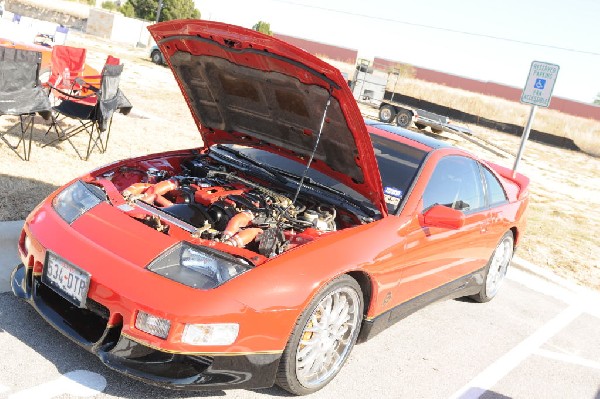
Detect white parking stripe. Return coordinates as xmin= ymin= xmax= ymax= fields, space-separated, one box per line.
xmin=8 ymin=370 xmax=106 ymax=399
xmin=508 ymin=266 xmax=600 ymax=319
xmin=0 ymin=384 xmax=9 ymax=394
xmin=535 ymin=348 xmax=600 ymax=370
xmin=447 ymin=305 xmax=581 ymax=399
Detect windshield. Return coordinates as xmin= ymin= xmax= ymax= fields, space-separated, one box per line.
xmin=369 ymin=134 xmax=427 ymax=213
xmin=210 ymin=144 xmax=370 ymax=204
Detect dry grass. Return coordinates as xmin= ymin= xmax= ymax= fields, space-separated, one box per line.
xmin=1 ymin=31 xmax=598 ymax=291
xmin=10 ymin=0 xmax=91 ymax=18
xmin=320 ymin=57 xmax=600 ymax=157
xmin=389 ymin=78 xmax=600 ymax=157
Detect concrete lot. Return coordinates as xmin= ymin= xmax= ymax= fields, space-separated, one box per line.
xmin=0 ymin=221 xmax=598 ymax=399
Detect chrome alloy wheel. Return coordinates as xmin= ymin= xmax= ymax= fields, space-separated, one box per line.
xmin=485 ymin=235 xmax=513 ymax=297
xmin=295 ymin=286 xmax=361 ymax=388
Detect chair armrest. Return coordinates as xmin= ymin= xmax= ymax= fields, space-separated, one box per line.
xmin=47 ymin=82 xmax=97 ymax=100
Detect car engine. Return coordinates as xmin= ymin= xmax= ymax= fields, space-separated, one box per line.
xmin=92 ymin=152 xmax=366 ymax=261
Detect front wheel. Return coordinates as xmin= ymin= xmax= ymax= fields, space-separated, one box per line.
xmin=151 ymin=50 xmax=162 ymax=65
xmin=471 ymin=232 xmax=514 ymax=302
xmin=378 ymin=105 xmax=396 ymax=123
xmin=276 ymin=275 xmax=363 ymax=395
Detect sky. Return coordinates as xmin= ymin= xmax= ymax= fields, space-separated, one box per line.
xmin=195 ymin=0 xmax=600 ymax=104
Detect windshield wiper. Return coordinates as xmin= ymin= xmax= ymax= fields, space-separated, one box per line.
xmin=276 ymin=169 xmax=378 ymax=217
xmin=211 ymin=145 xmax=288 ymax=183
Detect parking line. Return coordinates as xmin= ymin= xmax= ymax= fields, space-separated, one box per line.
xmin=0 ymin=384 xmax=9 ymax=394
xmin=535 ymin=348 xmax=600 ymax=370
xmin=447 ymin=305 xmax=581 ymax=399
xmin=8 ymin=370 xmax=106 ymax=399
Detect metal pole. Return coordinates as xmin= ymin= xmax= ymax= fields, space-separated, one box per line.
xmin=390 ymin=68 xmax=399 ymax=103
xmin=358 ymin=59 xmax=369 ymax=101
xmin=512 ymin=104 xmax=537 ymax=177
xmin=156 ymin=0 xmax=164 ymax=23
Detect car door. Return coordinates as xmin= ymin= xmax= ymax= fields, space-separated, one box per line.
xmin=391 ymin=155 xmax=491 ymax=304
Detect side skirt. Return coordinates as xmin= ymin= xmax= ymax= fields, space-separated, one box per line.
xmin=357 ymin=269 xmax=484 ymax=343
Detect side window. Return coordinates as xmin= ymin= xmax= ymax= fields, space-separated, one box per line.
xmin=422 ymin=156 xmax=485 ymax=212
xmin=482 ymin=166 xmax=508 ymax=206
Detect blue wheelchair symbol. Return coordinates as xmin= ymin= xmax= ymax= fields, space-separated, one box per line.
xmin=534 ymin=78 xmax=546 ymax=90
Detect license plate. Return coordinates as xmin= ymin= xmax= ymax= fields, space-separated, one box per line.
xmin=42 ymin=253 xmax=90 ymax=307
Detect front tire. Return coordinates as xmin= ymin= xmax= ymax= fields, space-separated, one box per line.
xmin=276 ymin=275 xmax=363 ymax=395
xmin=151 ymin=50 xmax=162 ymax=65
xmin=471 ymin=232 xmax=514 ymax=303
xmin=379 ymin=105 xmax=396 ymax=123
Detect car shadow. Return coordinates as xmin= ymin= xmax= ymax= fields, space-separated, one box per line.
xmin=0 ymin=291 xmax=293 ymax=398
xmin=0 ymin=292 xmax=226 ymax=398
xmin=0 ymin=174 xmax=59 ymax=221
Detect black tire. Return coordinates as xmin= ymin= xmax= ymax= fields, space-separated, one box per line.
xmin=395 ymin=109 xmax=412 ymax=128
xmin=471 ymin=231 xmax=514 ymax=303
xmin=378 ymin=105 xmax=396 ymax=123
xmin=151 ymin=50 xmax=162 ymax=65
xmin=431 ymin=127 xmax=443 ymax=134
xmin=276 ymin=275 xmax=364 ymax=395
xmin=415 ymin=123 xmax=427 ymax=130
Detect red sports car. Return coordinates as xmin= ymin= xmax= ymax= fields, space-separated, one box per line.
xmin=11 ymin=20 xmax=529 ymax=395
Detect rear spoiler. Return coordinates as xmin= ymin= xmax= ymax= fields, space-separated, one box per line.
xmin=488 ymin=162 xmax=530 ymax=201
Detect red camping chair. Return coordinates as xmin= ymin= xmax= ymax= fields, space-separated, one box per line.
xmin=43 ymin=57 xmax=132 ymax=160
xmin=46 ymin=45 xmax=87 ymax=96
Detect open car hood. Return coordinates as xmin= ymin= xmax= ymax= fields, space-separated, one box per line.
xmin=148 ymin=20 xmax=386 ymax=214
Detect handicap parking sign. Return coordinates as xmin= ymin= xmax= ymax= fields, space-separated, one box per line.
xmin=534 ymin=78 xmax=546 ymax=90
xmin=521 ymin=61 xmax=559 ymax=107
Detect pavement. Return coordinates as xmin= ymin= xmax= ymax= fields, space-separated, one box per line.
xmin=0 ymin=220 xmax=599 ymax=399
xmin=0 ymin=220 xmax=23 ymax=294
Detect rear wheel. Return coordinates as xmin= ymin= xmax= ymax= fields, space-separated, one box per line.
xmin=471 ymin=232 xmax=514 ymax=302
xmin=276 ymin=275 xmax=363 ymax=395
xmin=378 ymin=105 xmax=396 ymax=123
xmin=395 ymin=109 xmax=412 ymax=128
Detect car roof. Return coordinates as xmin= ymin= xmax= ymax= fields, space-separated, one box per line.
xmin=364 ymin=119 xmax=452 ymax=151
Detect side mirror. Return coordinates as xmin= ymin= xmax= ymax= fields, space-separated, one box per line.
xmin=422 ymin=205 xmax=465 ymax=229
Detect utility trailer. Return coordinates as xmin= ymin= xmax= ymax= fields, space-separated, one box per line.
xmin=349 ymin=59 xmax=471 ymax=134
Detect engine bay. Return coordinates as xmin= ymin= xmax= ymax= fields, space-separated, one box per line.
xmin=90 ymin=150 xmax=371 ymax=263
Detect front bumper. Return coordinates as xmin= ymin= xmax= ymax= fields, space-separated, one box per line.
xmin=11 ymin=263 xmax=281 ymax=390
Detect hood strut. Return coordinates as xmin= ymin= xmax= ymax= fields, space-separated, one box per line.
xmin=277 ymin=92 xmax=332 ymax=227
xmin=291 ymin=93 xmax=332 ymax=205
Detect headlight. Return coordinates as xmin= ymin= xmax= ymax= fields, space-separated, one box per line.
xmin=148 ymin=242 xmax=251 ymax=289
xmin=182 ymin=323 xmax=239 ymax=346
xmin=52 ymin=181 xmax=105 ymax=224
xmin=135 ymin=311 xmax=171 ymax=339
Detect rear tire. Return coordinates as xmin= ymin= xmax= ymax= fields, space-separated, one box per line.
xmin=395 ymin=109 xmax=412 ymax=128
xmin=379 ymin=105 xmax=396 ymax=123
xmin=276 ymin=275 xmax=363 ymax=395
xmin=471 ymin=232 xmax=514 ymax=303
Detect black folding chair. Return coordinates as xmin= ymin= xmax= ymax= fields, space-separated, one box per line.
xmin=44 ymin=63 xmax=132 ymax=160
xmin=0 ymin=47 xmax=52 ymax=161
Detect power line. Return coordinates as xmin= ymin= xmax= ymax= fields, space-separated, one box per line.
xmin=270 ymin=0 xmax=600 ymax=57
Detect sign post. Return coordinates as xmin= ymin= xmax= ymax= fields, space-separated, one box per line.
xmin=514 ymin=61 xmax=560 ymax=176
